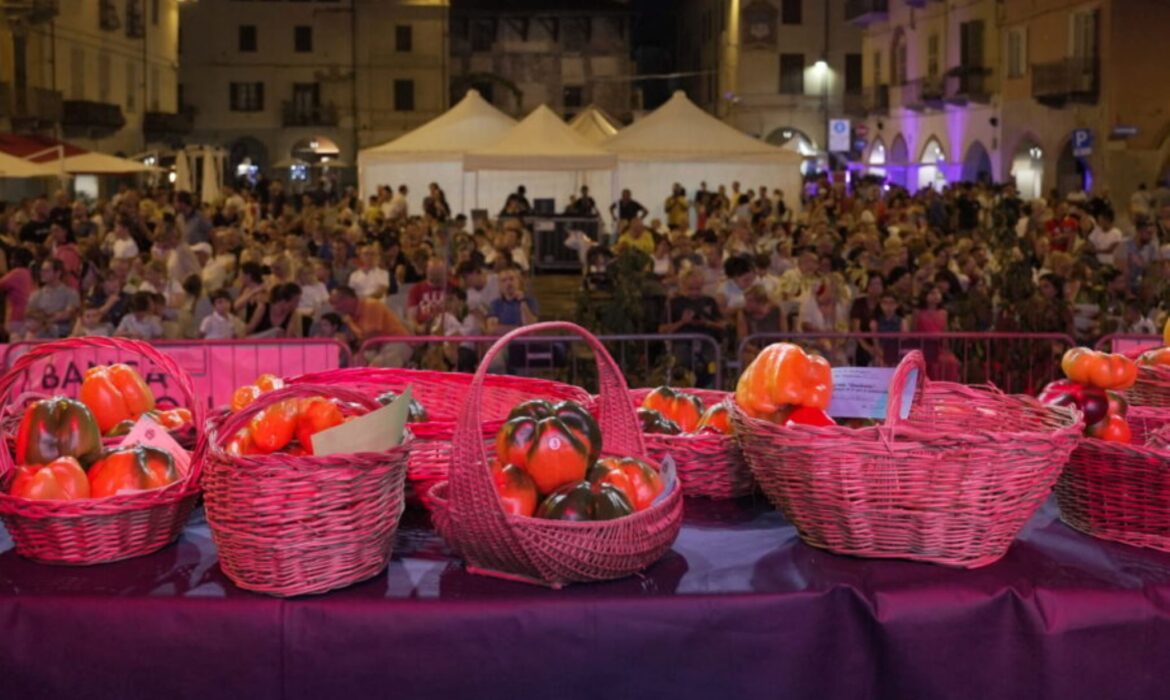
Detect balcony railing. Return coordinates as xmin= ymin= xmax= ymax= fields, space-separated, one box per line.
xmin=864 ymin=84 xmax=890 ymax=116
xmin=144 ymin=107 xmax=195 ymax=137
xmin=945 ymin=67 xmax=992 ymax=105
xmin=843 ymin=92 xmax=867 ymax=117
xmin=845 ymin=0 xmax=889 ymax=26
xmin=281 ymin=101 xmax=339 ymax=127
xmin=62 ymin=100 xmax=126 ymax=134
xmin=0 ymin=83 xmax=64 ymax=131
xmin=1032 ymin=57 xmax=1099 ymax=107
xmin=900 ymin=77 xmax=945 ymax=111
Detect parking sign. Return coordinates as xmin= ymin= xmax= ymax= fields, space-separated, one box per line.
xmin=1072 ymin=129 xmax=1093 ymax=157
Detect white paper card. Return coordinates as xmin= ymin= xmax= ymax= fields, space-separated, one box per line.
xmin=826 ymin=367 xmax=918 ymax=420
xmin=652 ymin=454 xmax=678 ymax=506
xmin=118 ymin=416 xmax=192 ymax=476
xmin=311 ymin=385 xmax=410 ymax=456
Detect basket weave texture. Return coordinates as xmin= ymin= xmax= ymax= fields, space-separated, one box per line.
xmin=203 ymin=383 xmax=410 ymax=596
xmin=0 ymin=337 xmax=205 ymax=565
xmin=731 ymin=351 xmax=1082 ymax=568
xmin=287 ymin=368 xmax=590 ymax=506
xmin=1056 ymin=407 xmax=1170 ymax=552
xmin=1127 ymin=363 xmax=1170 ymax=408
xmin=626 ymin=388 xmax=753 ymax=499
xmin=429 ymin=321 xmax=683 ymax=587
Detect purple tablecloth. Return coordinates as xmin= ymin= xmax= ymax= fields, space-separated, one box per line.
xmin=3 ymin=497 xmax=1170 ymax=700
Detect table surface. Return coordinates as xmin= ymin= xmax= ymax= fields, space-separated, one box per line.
xmin=3 ymin=497 xmax=1170 ymax=700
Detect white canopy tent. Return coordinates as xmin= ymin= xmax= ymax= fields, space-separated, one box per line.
xmin=0 ymin=152 xmax=59 ymax=178
xmin=602 ymin=91 xmax=803 ymax=221
xmin=34 ymin=150 xmax=160 ymax=175
xmin=568 ymin=106 xmax=620 ymax=144
xmin=464 ymin=105 xmax=617 ymax=214
xmin=357 ymin=89 xmax=516 ymax=213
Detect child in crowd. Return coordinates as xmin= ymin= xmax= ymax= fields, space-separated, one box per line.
xmin=313 ymin=312 xmax=351 ymax=346
xmin=114 ymin=291 xmax=163 ymax=340
xmin=200 ymin=290 xmax=240 ymax=340
xmin=870 ymin=291 xmax=908 ymax=367
xmin=71 ymin=303 xmax=114 ymax=338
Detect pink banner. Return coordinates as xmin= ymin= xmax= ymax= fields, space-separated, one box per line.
xmin=4 ymin=340 xmax=348 ymax=410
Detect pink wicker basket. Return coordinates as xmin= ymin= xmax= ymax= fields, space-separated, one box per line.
xmin=203 ymin=383 xmax=410 ymax=596
xmin=286 ymin=367 xmax=590 ymax=508
xmin=1127 ymin=363 xmax=1170 ymax=408
xmin=0 ymin=337 xmax=205 ymax=565
xmin=429 ymin=321 xmax=684 ymax=587
xmin=1056 ymin=407 xmax=1170 ymax=552
xmin=626 ymin=388 xmax=753 ymax=499
xmin=731 ymin=351 xmax=1083 ymax=568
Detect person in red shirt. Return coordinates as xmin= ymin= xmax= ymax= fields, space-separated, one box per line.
xmin=1044 ymin=202 xmax=1080 ymax=252
xmin=406 ymin=257 xmax=457 ymax=331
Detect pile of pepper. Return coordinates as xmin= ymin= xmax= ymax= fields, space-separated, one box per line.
xmin=492 ymin=399 xmax=665 ymax=521
xmin=8 ymin=364 xmax=185 ymax=501
xmin=735 ymin=343 xmax=837 ymax=427
xmin=1039 ymin=348 xmax=1137 ymax=443
xmin=637 ymin=386 xmax=732 ymax=436
xmin=225 ymin=374 xmax=352 ymax=456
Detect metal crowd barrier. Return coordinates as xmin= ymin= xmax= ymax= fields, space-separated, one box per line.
xmin=357 ymin=332 xmax=724 ymax=392
xmin=1093 ymin=334 xmax=1162 ymax=354
xmin=2 ymin=339 xmax=353 ymax=410
xmin=738 ymin=331 xmax=1078 ymax=395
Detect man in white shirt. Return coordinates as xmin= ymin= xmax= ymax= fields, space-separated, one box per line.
xmin=109 ymin=217 xmax=139 ymax=260
xmin=348 ymin=245 xmax=390 ymax=299
xmin=1088 ymin=210 xmax=1123 ymax=266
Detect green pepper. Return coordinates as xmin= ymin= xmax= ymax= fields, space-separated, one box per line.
xmin=15 ymin=397 xmax=103 ymax=468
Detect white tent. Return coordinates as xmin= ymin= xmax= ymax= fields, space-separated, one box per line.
xmin=602 ymin=91 xmax=803 ymax=221
xmin=568 ymin=106 xmax=620 ymax=144
xmin=0 ymin=152 xmax=59 ymax=178
xmin=357 ymin=89 xmax=517 ymax=213
xmin=41 ymin=151 xmax=160 ymax=175
xmin=464 ymin=104 xmax=616 ymax=213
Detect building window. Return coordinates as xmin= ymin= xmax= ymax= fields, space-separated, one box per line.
xmin=781 ymin=0 xmax=802 ymax=25
xmin=960 ymin=20 xmax=986 ymax=69
xmin=125 ymin=62 xmax=137 ymax=113
xmin=927 ymin=34 xmax=940 ymax=78
xmin=396 ymin=25 xmax=412 ymax=52
xmin=845 ymin=53 xmax=863 ymax=94
xmin=150 ymin=65 xmax=159 ymax=110
xmin=151 ymin=0 xmax=159 ymax=25
xmin=779 ymin=53 xmax=805 ymax=95
xmin=1006 ymin=28 xmax=1026 ymax=78
xmin=294 ymin=26 xmax=312 ymax=52
xmin=230 ymin=82 xmax=265 ymax=111
xmin=239 ymin=25 xmax=257 ymax=52
xmin=98 ymin=54 xmax=111 ymax=103
xmin=873 ymin=50 xmax=883 ymax=86
xmin=70 ymin=47 xmax=85 ymax=100
xmin=1071 ymin=10 xmax=1098 ymax=59
xmin=564 ymin=86 xmax=584 ymax=109
xmin=471 ymin=20 xmax=495 ymax=51
xmin=394 ymin=79 xmax=415 ymax=112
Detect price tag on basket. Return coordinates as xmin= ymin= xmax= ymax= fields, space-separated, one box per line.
xmin=311 ymin=385 xmax=411 ymax=456
xmin=118 ymin=415 xmax=192 ymax=476
xmin=826 ymin=367 xmax=918 ymax=420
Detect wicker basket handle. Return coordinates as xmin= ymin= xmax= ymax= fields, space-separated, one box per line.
xmin=883 ymin=350 xmax=927 ymax=427
xmin=462 ymin=321 xmax=644 ymax=456
xmin=210 ymin=383 xmax=383 ymax=452
xmin=0 ymin=338 xmax=205 ymax=485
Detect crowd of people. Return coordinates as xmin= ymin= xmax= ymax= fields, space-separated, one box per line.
xmin=0 ymin=172 xmax=1163 ymax=377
